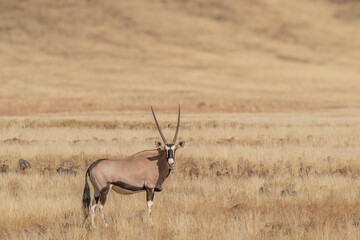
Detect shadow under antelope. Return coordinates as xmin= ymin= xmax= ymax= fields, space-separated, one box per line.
xmin=82 ymin=106 xmax=185 ymax=227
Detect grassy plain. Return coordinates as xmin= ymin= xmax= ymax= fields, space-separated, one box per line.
xmin=1 ymin=0 xmax=360 ymax=239
xmin=1 ymin=113 xmax=360 ymax=239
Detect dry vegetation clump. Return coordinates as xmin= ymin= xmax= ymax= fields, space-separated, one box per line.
xmin=56 ymin=167 xmax=77 ymax=176
xmin=18 ymin=159 xmax=31 ymax=172
xmin=0 ymin=163 xmax=9 ymax=173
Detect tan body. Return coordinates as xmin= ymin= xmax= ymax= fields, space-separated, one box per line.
xmin=89 ymin=149 xmax=170 ymax=196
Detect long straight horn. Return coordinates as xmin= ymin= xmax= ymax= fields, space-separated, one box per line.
xmin=151 ymin=106 xmax=167 ymax=144
xmin=172 ymin=105 xmax=180 ymax=144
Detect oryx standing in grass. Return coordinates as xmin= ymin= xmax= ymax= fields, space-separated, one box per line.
xmin=82 ymin=106 xmax=185 ymax=227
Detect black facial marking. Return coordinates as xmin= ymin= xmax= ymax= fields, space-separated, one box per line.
xmin=94 ymin=196 xmax=99 ymax=203
xmin=166 ymin=144 xmax=175 ymax=159
xmin=111 ymin=181 xmax=146 ymax=191
xmin=168 ymin=149 xmax=174 ymax=159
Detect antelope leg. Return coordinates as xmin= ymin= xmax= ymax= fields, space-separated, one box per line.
xmin=91 ymin=198 xmax=97 ymax=227
xmin=146 ymin=188 xmax=155 ymax=216
xmin=98 ymin=185 xmax=110 ymax=227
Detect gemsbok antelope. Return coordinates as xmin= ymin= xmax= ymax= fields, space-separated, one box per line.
xmin=82 ymin=106 xmax=185 ymax=226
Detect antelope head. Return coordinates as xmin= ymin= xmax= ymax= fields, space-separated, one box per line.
xmin=151 ymin=105 xmax=185 ymax=169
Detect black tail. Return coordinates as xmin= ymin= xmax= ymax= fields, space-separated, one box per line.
xmin=82 ymin=169 xmax=91 ymax=219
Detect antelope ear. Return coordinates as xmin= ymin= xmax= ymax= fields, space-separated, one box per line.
xmin=176 ymin=141 xmax=185 ymax=148
xmin=155 ymin=141 xmax=162 ymax=148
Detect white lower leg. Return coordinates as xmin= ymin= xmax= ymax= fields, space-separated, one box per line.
xmin=147 ymin=200 xmax=153 ymax=216
xmin=98 ymin=204 xmax=106 ymax=224
xmin=91 ymin=204 xmax=97 ymax=226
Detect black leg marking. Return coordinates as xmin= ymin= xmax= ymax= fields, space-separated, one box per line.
xmin=146 ymin=188 xmax=155 ymax=201
xmin=100 ymin=186 xmax=110 ymax=205
xmin=146 ymin=188 xmax=155 ymax=216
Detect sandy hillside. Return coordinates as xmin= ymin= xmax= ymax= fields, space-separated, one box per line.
xmin=0 ymin=0 xmax=359 ymax=115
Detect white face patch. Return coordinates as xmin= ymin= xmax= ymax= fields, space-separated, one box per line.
xmin=165 ymin=145 xmax=175 ymax=168
xmin=168 ymin=158 xmax=174 ymax=166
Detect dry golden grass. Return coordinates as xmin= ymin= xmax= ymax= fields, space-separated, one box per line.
xmin=0 ymin=113 xmax=360 ymax=239
xmin=1 ymin=0 xmax=360 ymax=239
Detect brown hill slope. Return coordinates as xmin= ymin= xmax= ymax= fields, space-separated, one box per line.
xmin=0 ymin=0 xmax=359 ymax=115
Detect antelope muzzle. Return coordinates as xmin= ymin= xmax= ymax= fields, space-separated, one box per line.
xmin=167 ymin=149 xmax=175 ymax=168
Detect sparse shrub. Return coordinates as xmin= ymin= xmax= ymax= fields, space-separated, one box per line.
xmin=56 ymin=167 xmax=77 ymax=175
xmin=18 ymin=159 xmax=31 ymax=172
xmin=0 ymin=164 xmax=9 ymax=173
xmin=189 ymin=168 xmax=200 ymax=178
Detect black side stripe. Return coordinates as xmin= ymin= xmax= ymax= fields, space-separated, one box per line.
xmin=111 ymin=181 xmax=146 ymax=191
